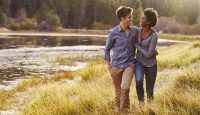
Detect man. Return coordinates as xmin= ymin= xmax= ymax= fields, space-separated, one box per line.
xmin=104 ymin=6 xmax=138 ymax=112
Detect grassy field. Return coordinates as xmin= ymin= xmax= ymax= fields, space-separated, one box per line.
xmin=157 ymin=42 xmax=200 ymax=70
xmin=0 ymin=41 xmax=200 ymax=114
xmin=159 ymin=34 xmax=200 ymax=41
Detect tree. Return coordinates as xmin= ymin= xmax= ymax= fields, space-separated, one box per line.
xmin=53 ymin=0 xmax=69 ymax=28
xmin=0 ymin=9 xmax=3 ymax=26
xmin=46 ymin=12 xmax=61 ymax=31
xmin=83 ymin=0 xmax=95 ymax=28
xmin=0 ymin=0 xmax=11 ymax=16
xmin=133 ymin=0 xmax=143 ymax=26
xmin=35 ymin=3 xmax=61 ymax=30
xmin=34 ymin=3 xmax=49 ymax=23
xmin=0 ymin=0 xmax=199 ymax=29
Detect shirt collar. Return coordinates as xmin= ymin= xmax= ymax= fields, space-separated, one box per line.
xmin=117 ymin=24 xmax=130 ymax=32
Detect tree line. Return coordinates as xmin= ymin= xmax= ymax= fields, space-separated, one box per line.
xmin=0 ymin=0 xmax=199 ymax=30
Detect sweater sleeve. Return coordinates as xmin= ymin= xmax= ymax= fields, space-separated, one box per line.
xmin=135 ymin=34 xmax=158 ymax=58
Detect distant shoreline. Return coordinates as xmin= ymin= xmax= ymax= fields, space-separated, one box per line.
xmin=0 ymin=27 xmax=107 ymax=35
xmin=0 ymin=32 xmax=107 ymax=37
xmin=0 ymin=28 xmax=199 ymax=41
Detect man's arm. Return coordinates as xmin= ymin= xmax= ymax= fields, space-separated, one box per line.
xmin=104 ymin=31 xmax=114 ymax=69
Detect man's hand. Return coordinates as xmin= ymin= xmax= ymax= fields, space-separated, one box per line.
xmin=131 ymin=34 xmax=137 ymax=44
xmin=107 ymin=61 xmax=112 ymax=71
xmin=154 ymin=49 xmax=158 ymax=56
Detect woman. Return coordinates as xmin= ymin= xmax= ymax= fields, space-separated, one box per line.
xmin=132 ymin=8 xmax=158 ymax=105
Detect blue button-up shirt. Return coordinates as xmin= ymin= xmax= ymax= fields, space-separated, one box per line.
xmin=104 ymin=25 xmax=138 ymax=68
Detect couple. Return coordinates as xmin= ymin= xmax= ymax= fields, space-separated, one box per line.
xmin=104 ymin=6 xmax=158 ymax=112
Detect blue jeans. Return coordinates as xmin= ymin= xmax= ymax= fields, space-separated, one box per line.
xmin=135 ymin=60 xmax=157 ymax=102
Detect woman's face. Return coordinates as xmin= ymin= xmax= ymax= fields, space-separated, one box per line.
xmin=122 ymin=12 xmax=133 ymax=27
xmin=140 ymin=14 xmax=149 ymax=27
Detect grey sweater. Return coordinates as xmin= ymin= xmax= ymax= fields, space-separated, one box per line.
xmin=135 ymin=28 xmax=158 ymax=67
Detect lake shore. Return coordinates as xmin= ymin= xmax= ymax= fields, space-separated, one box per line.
xmin=0 ymin=28 xmax=200 ymax=41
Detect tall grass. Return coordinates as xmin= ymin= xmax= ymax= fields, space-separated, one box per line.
xmin=157 ymin=42 xmax=200 ymax=70
xmin=14 ymin=72 xmax=74 ymax=92
xmin=23 ymin=62 xmax=115 ymax=115
xmin=22 ymin=42 xmax=200 ymax=115
xmin=0 ymin=72 xmax=73 ymax=109
xmin=140 ymin=67 xmax=200 ymax=115
xmin=22 ymin=60 xmax=200 ymax=115
xmin=77 ymin=63 xmax=107 ymax=81
xmin=0 ymin=41 xmax=199 ymax=114
xmin=0 ymin=90 xmax=11 ymax=109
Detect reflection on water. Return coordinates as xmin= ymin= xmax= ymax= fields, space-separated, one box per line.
xmin=0 ymin=36 xmax=106 ymax=49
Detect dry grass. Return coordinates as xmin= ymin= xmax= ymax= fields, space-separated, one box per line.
xmin=0 ymin=72 xmax=74 ymax=109
xmin=43 ymin=54 xmax=103 ymax=66
xmin=157 ymin=42 xmax=200 ymax=70
xmin=22 ymin=60 xmax=200 ymax=115
xmin=159 ymin=34 xmax=200 ymax=41
xmin=23 ymin=62 xmax=115 ymax=115
xmin=0 ymin=39 xmax=200 ymax=115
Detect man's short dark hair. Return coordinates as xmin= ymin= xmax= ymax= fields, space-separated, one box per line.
xmin=116 ymin=6 xmax=133 ymax=21
xmin=144 ymin=8 xmax=158 ymax=27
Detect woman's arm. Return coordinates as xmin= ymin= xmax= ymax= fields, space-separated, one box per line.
xmin=135 ymin=34 xmax=158 ymax=58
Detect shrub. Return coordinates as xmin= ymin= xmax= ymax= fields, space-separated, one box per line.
xmin=157 ymin=16 xmax=200 ymax=34
xmin=8 ymin=23 xmax=20 ymax=30
xmin=133 ymin=0 xmax=143 ymax=26
xmin=165 ymin=20 xmax=183 ymax=34
xmin=92 ymin=22 xmax=112 ymax=30
xmin=46 ymin=13 xmax=61 ymax=31
xmin=35 ymin=3 xmax=61 ymax=31
xmin=20 ymin=18 xmax=37 ymax=30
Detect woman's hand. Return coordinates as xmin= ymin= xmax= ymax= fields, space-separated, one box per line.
xmin=132 ymin=34 xmax=138 ymax=44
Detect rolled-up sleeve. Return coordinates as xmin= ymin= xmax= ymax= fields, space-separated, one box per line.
xmin=135 ymin=34 xmax=158 ymax=58
xmin=104 ymin=31 xmax=114 ymax=62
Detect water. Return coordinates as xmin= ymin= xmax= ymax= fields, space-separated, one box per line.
xmin=0 ymin=35 xmax=106 ymax=49
xmin=0 ymin=35 xmax=106 ymax=90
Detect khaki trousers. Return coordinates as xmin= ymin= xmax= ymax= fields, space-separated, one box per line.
xmin=109 ymin=65 xmax=134 ymax=110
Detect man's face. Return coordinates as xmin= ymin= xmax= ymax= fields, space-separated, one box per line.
xmin=121 ymin=13 xmax=133 ymax=27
